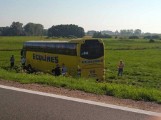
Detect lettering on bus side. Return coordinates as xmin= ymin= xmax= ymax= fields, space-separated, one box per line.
xmin=82 ymin=59 xmax=103 ymax=64
xmin=33 ymin=53 xmax=58 ymax=63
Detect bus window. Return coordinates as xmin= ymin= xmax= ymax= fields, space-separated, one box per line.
xmin=80 ymin=40 xmax=104 ymax=59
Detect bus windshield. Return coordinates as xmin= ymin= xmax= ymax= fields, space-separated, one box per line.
xmin=80 ymin=40 xmax=104 ymax=59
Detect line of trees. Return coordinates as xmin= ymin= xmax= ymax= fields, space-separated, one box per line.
xmin=89 ymin=29 xmax=161 ymax=40
xmin=1 ymin=22 xmax=160 ymax=39
xmin=0 ymin=22 xmax=85 ymax=38
xmin=0 ymin=22 xmax=45 ymax=36
xmin=87 ymin=29 xmax=142 ymax=37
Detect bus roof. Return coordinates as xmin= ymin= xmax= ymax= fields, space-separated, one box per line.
xmin=24 ymin=39 xmax=102 ymax=44
xmin=24 ymin=41 xmax=68 ymax=43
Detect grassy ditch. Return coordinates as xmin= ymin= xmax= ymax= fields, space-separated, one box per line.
xmin=0 ymin=68 xmax=161 ymax=103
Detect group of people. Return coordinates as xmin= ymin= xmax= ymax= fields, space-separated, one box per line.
xmin=51 ymin=60 xmax=125 ymax=77
xmin=10 ymin=55 xmax=125 ymax=76
xmin=10 ymin=55 xmax=26 ymax=68
xmin=52 ymin=63 xmax=67 ymax=76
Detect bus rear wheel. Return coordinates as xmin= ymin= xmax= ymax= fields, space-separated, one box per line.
xmin=27 ymin=64 xmax=33 ymax=73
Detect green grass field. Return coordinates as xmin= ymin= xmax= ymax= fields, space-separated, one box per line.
xmin=104 ymin=39 xmax=161 ymax=89
xmin=0 ymin=36 xmax=161 ymax=103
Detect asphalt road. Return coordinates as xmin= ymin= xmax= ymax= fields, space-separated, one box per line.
xmin=0 ymin=85 xmax=160 ymax=120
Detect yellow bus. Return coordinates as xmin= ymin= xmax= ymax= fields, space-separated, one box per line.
xmin=21 ymin=39 xmax=105 ymax=80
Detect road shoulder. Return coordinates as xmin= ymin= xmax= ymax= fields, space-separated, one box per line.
xmin=0 ymin=79 xmax=161 ymax=113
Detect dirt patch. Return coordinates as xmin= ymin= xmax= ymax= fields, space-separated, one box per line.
xmin=0 ymin=79 xmax=161 ymax=113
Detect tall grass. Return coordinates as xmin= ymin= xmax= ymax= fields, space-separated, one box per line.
xmin=0 ymin=68 xmax=161 ymax=103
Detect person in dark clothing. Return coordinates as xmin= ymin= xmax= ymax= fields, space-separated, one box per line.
xmin=55 ymin=64 xmax=61 ymax=76
xmin=21 ymin=49 xmax=23 ymax=56
xmin=10 ymin=55 xmax=15 ymax=68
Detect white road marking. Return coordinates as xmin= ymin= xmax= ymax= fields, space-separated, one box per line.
xmin=0 ymin=84 xmax=161 ymax=117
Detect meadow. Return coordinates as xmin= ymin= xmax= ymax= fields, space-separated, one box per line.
xmin=0 ymin=36 xmax=161 ymax=103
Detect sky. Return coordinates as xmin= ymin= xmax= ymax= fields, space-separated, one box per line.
xmin=0 ymin=0 xmax=161 ymax=33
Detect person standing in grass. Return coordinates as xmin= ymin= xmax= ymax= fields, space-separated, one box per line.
xmin=21 ymin=57 xmax=26 ymax=67
xmin=61 ymin=63 xmax=67 ymax=76
xmin=51 ymin=67 xmax=55 ymax=76
xmin=117 ymin=60 xmax=124 ymax=76
xmin=55 ymin=64 xmax=61 ymax=76
xmin=10 ymin=55 xmax=15 ymax=68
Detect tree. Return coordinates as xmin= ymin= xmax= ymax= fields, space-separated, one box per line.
xmin=24 ymin=23 xmax=34 ymax=36
xmin=9 ymin=22 xmax=24 ymax=36
xmin=120 ymin=30 xmax=128 ymax=36
xmin=0 ymin=27 xmax=3 ymax=35
xmin=134 ymin=29 xmax=142 ymax=36
xmin=48 ymin=24 xmax=85 ymax=38
xmin=34 ymin=24 xmax=44 ymax=36
xmin=0 ymin=27 xmax=11 ymax=36
xmin=43 ymin=29 xmax=48 ymax=36
xmin=115 ymin=30 xmax=119 ymax=35
xmin=24 ymin=23 xmax=44 ymax=36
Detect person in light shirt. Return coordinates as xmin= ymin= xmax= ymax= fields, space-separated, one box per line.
xmin=117 ymin=60 xmax=124 ymax=76
xmin=61 ymin=63 xmax=67 ymax=76
xmin=21 ymin=57 xmax=26 ymax=66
